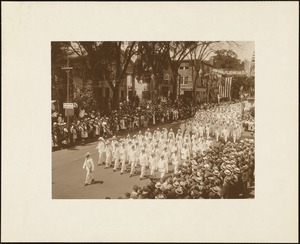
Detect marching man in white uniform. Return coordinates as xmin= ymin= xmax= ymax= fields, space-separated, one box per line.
xmin=120 ymin=143 xmax=128 ymax=175
xmin=139 ymin=148 xmax=148 ymax=180
xmin=222 ymin=126 xmax=229 ymax=143
xmin=113 ymin=143 xmax=120 ymax=172
xmin=104 ymin=141 xmax=112 ymax=168
xmin=96 ymin=137 xmax=106 ymax=166
xmin=149 ymin=152 xmax=157 ymax=177
xmin=181 ymin=144 xmax=190 ymax=164
xmin=82 ymin=152 xmax=95 ymax=186
xmin=129 ymin=145 xmax=138 ymax=177
xmin=171 ymin=148 xmax=180 ymax=175
xmin=157 ymin=154 xmax=167 ymax=179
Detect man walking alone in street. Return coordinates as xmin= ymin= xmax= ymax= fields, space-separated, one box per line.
xmin=82 ymin=152 xmax=95 ymax=186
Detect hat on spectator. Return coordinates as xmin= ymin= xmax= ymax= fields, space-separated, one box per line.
xmin=175 ymin=187 xmax=183 ymax=195
xmin=98 ymin=137 xmax=105 ymax=141
xmin=155 ymin=182 xmax=162 ymax=189
xmin=195 ymin=177 xmax=202 ymax=182
xmin=224 ymin=169 xmax=231 ymax=176
xmin=173 ymin=181 xmax=180 ymax=187
xmin=226 ymin=165 xmax=233 ymax=170
xmin=85 ymin=152 xmax=90 ymax=157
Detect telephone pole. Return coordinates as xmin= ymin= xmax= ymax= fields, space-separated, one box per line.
xmin=61 ymin=58 xmax=73 ymax=145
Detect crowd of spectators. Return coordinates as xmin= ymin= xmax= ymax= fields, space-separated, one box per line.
xmin=52 ymin=100 xmax=197 ymax=149
xmin=120 ymin=138 xmax=254 ymax=199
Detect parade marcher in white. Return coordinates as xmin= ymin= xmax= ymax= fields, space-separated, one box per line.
xmin=96 ymin=137 xmax=106 ymax=166
xmin=113 ymin=143 xmax=120 ymax=172
xmin=104 ymin=141 xmax=112 ymax=168
xmin=82 ymin=152 xmax=95 ymax=186
xmin=171 ymin=149 xmax=179 ymax=175
xmin=149 ymin=152 xmax=157 ymax=177
xmin=157 ymin=154 xmax=167 ymax=179
xmin=120 ymin=143 xmax=128 ymax=175
xmin=139 ymin=148 xmax=148 ymax=180
xmin=129 ymin=145 xmax=138 ymax=177
xmin=222 ymin=126 xmax=229 ymax=143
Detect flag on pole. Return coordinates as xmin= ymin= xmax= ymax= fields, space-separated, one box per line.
xmin=218 ymin=76 xmax=232 ymax=98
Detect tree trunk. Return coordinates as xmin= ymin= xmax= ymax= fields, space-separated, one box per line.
xmin=150 ymin=74 xmax=156 ymax=103
xmin=172 ymin=72 xmax=179 ymax=103
xmin=112 ymin=86 xmax=119 ymax=110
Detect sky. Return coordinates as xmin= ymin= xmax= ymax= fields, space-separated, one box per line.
xmin=210 ymin=41 xmax=255 ymax=62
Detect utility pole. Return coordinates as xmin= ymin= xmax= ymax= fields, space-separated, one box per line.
xmin=61 ymin=58 xmax=73 ymax=145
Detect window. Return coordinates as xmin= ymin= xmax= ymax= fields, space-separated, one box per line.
xmin=180 ymin=76 xmax=184 ymax=84
xmin=180 ymin=65 xmax=189 ymax=70
xmin=184 ymin=77 xmax=189 ymax=84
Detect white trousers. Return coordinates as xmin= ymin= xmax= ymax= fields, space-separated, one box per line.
xmin=85 ymin=170 xmax=94 ymax=184
xmin=173 ymin=164 xmax=179 ymax=174
xmin=140 ymin=165 xmax=146 ymax=178
xmin=105 ymin=157 xmax=112 ymax=167
xmin=113 ymin=158 xmax=120 ymax=170
xmin=120 ymin=159 xmax=127 ymax=173
xmin=130 ymin=161 xmax=136 ymax=175
xmin=233 ymin=134 xmax=236 ymax=143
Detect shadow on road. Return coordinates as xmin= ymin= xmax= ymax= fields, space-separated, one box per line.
xmin=91 ymin=180 xmax=104 ymax=185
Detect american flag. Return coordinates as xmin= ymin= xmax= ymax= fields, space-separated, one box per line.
xmin=218 ymin=76 xmax=232 ymax=98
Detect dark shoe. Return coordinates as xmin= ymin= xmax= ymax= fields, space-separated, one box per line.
xmin=91 ymin=179 xmax=94 ymax=184
xmin=84 ymin=183 xmax=88 ymax=186
xmin=129 ymin=174 xmax=132 ymax=177
xmin=113 ymin=169 xmax=115 ymax=172
xmin=120 ymin=172 xmax=123 ymax=175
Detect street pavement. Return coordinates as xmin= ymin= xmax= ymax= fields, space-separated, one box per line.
xmin=52 ymin=120 xmax=184 ymax=199
xmin=52 ymin=119 xmax=254 ymax=199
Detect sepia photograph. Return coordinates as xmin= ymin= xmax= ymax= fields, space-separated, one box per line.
xmin=3 ymin=2 xmax=298 ymax=242
xmin=52 ymin=41 xmax=255 ymax=199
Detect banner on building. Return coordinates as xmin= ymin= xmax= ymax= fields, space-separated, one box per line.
xmin=218 ymin=76 xmax=232 ymax=98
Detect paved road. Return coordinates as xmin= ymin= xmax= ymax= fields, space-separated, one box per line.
xmin=52 ymin=120 xmax=254 ymax=199
xmin=52 ymin=120 xmax=184 ymax=199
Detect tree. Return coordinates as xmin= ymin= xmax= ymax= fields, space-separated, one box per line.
xmin=133 ymin=42 xmax=169 ymax=103
xmin=189 ymin=42 xmax=242 ymax=104
xmin=68 ymin=41 xmax=138 ymax=110
xmin=211 ymin=49 xmax=244 ymax=70
xmin=74 ymin=81 xmax=97 ymax=112
xmin=51 ymin=42 xmax=71 ymax=112
xmin=189 ymin=41 xmax=220 ymax=104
